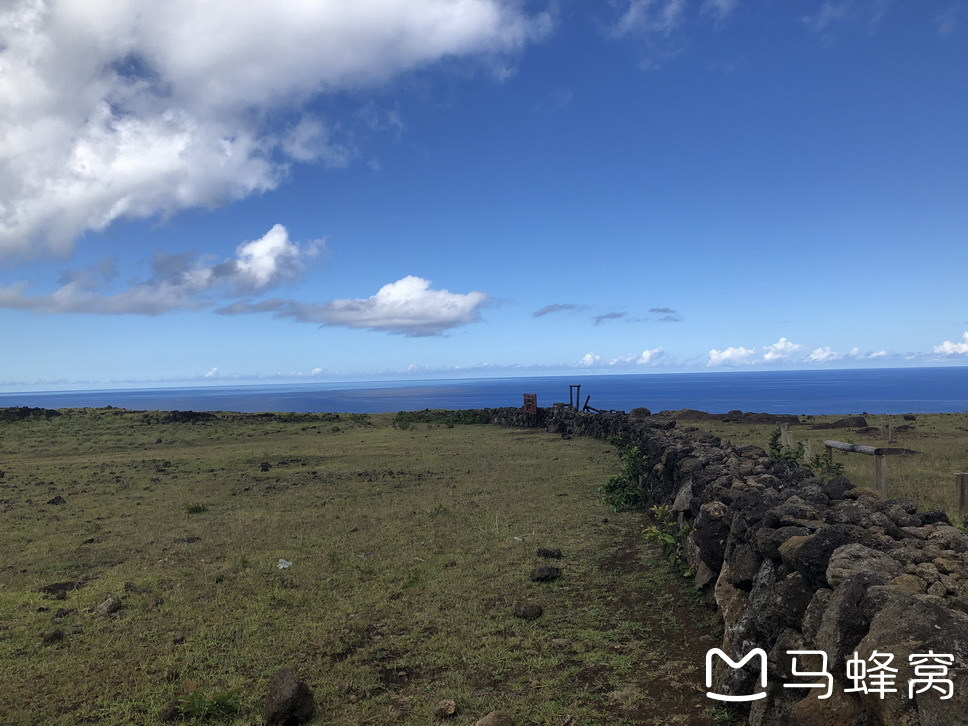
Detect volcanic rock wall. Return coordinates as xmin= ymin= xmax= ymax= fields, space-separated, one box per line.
xmin=487 ymin=406 xmax=968 ymax=726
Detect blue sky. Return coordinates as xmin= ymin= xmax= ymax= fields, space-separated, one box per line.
xmin=1 ymin=0 xmax=967 ymax=389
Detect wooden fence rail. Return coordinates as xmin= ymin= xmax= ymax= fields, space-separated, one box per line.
xmin=824 ymin=440 xmax=889 ymax=496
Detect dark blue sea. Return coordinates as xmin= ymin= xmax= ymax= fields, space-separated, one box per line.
xmin=1 ymin=368 xmax=967 ymax=415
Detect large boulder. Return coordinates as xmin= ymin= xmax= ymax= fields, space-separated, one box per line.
xmin=854 ymin=594 xmax=968 ymax=726
xmin=263 ymin=669 xmax=315 ymax=726
xmin=826 ymin=543 xmax=903 ymax=588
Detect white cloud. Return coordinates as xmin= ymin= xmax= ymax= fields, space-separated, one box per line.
xmin=807 ymin=346 xmax=837 ymax=362
xmin=707 ymin=345 xmax=757 ymax=366
xmin=762 ymin=337 xmax=803 ymax=362
xmin=637 ymin=347 xmax=664 ymax=364
xmin=578 ymin=352 xmax=601 ymax=367
xmin=935 ymin=332 xmax=968 ymax=355
xmin=610 ymin=348 xmax=665 ymax=366
xmin=220 ymin=275 xmax=489 ymax=336
xmin=0 ymin=224 xmax=320 ymax=314
xmin=203 ymin=366 xmax=219 ymax=378
xmin=0 ymin=0 xmax=549 ymax=258
xmin=867 ymin=350 xmax=887 ymax=358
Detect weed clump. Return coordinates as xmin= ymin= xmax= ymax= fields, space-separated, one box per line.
xmin=599 ymin=437 xmax=648 ymax=511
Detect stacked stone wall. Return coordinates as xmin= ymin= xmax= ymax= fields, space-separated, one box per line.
xmin=485 ymin=406 xmax=968 ymax=725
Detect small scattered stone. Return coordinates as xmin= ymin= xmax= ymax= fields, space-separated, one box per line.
xmin=434 ymin=699 xmax=458 ymax=718
xmin=529 ymin=565 xmax=561 ymax=582
xmin=46 ymin=495 xmax=66 ymax=505
xmin=95 ymin=595 xmax=123 ymax=616
xmin=512 ymin=602 xmax=543 ymax=620
xmin=475 ymin=710 xmax=513 ymax=726
xmin=264 ymin=669 xmax=315 ymax=726
xmin=260 ymin=461 xmax=272 ymax=472
xmin=536 ymin=547 xmax=562 ymax=559
xmin=53 ymin=608 xmax=74 ymax=619
xmin=41 ymin=629 xmax=65 ymax=645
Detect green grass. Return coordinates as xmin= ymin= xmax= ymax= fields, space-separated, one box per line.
xmin=681 ymin=412 xmax=968 ymax=516
xmin=0 ymin=409 xmax=721 ymax=725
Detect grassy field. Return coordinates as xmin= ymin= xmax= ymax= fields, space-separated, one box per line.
xmin=681 ymin=412 xmax=968 ymax=518
xmin=0 ymin=409 xmax=722 ymax=725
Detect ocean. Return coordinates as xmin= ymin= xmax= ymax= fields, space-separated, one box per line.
xmin=1 ymin=367 xmax=967 ymax=415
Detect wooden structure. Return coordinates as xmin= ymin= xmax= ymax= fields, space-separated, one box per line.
xmin=522 ymin=393 xmax=537 ymax=414
xmin=824 ymin=440 xmax=889 ymax=496
xmin=957 ymin=473 xmax=968 ymax=520
xmin=568 ymin=384 xmax=581 ymax=409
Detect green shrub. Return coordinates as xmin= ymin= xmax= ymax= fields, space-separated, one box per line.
xmin=185 ymin=503 xmax=208 ymax=514
xmin=768 ymin=427 xmax=805 ymax=465
xmin=599 ymin=438 xmax=648 ymax=511
xmin=642 ymin=504 xmax=692 ymax=577
xmin=174 ymin=680 xmax=238 ymax=719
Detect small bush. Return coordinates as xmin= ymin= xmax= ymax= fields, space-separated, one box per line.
xmin=642 ymin=504 xmax=692 ymax=577
xmin=599 ymin=438 xmax=648 ymax=511
xmin=173 ymin=680 xmax=238 ymax=719
xmin=768 ymin=427 xmax=805 ymax=465
xmin=185 ymin=503 xmax=208 ymax=514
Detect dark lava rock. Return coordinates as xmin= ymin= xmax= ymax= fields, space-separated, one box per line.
xmin=920 ymin=509 xmax=952 ymax=526
xmin=536 ymin=547 xmax=562 ymax=559
xmin=41 ymin=629 xmax=65 ymax=645
xmin=263 ymin=669 xmax=315 ymax=726
xmin=260 ymin=461 xmax=272 ymax=472
xmin=512 ymin=602 xmax=543 ymax=620
xmin=812 ymin=416 xmax=869 ymax=430
xmin=529 ymin=565 xmax=561 ymax=582
xmin=160 ymin=410 xmax=217 ymax=424
xmin=46 ymin=495 xmax=67 ymax=505
xmin=39 ymin=581 xmax=83 ymax=600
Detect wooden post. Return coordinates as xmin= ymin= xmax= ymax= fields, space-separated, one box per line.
xmin=957 ymin=474 xmax=968 ymax=520
xmin=880 ymin=423 xmax=888 ymax=440
xmin=888 ymin=424 xmax=896 ymax=443
xmin=874 ymin=455 xmax=889 ymax=497
xmin=804 ymin=439 xmax=813 ymax=461
xmin=780 ymin=423 xmax=791 ymax=448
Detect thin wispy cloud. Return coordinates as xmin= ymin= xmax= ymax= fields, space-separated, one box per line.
xmin=649 ymin=306 xmax=676 ymax=314
xmin=593 ymin=312 xmax=627 ymax=325
xmin=0 ymin=225 xmax=320 ymax=314
xmin=533 ymin=303 xmax=580 ymax=317
xmin=701 ymin=0 xmax=740 ymax=27
xmin=802 ymin=2 xmax=850 ymax=33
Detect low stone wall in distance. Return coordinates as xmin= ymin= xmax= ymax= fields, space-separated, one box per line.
xmin=486 ymin=406 xmax=968 ymax=726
